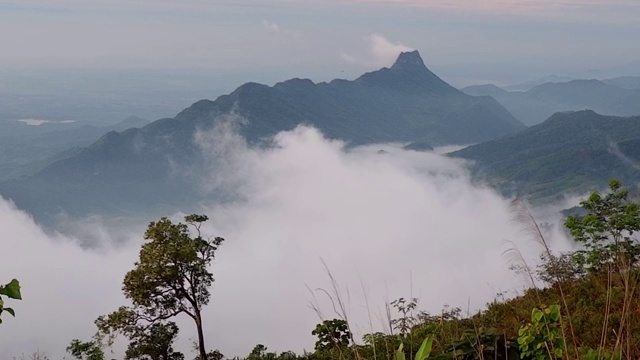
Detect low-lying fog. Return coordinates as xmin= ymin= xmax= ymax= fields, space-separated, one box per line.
xmin=0 ymin=123 xmax=577 ymax=359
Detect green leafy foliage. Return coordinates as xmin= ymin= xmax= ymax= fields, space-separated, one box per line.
xmin=517 ymin=305 xmax=564 ymax=360
xmin=95 ymin=214 xmax=224 ymax=360
xmin=391 ymin=298 xmax=418 ymax=336
xmin=394 ymin=342 xmax=406 ymax=360
xmin=200 ymin=350 xmax=225 ymax=360
xmin=66 ymin=339 xmax=106 ymax=360
xmin=536 ymin=252 xmax=586 ymax=285
xmin=124 ymin=322 xmax=184 ymax=360
xmin=565 ymin=179 xmax=640 ymax=273
xmin=394 ymin=337 xmax=432 ymax=360
xmin=249 ymin=345 xmax=268 ymax=357
xmin=414 ymin=337 xmax=433 ymax=360
xmin=440 ymin=326 xmax=519 ymax=360
xmin=243 ymin=347 xmax=307 ymax=360
xmin=0 ymin=278 xmax=21 ymax=324
xmin=579 ymin=347 xmax=621 ymax=360
xmin=311 ymin=319 xmax=352 ymax=351
xmin=247 ymin=344 xmax=279 ymax=360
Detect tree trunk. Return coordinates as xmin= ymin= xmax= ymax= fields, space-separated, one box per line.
xmin=195 ymin=308 xmax=207 ymax=360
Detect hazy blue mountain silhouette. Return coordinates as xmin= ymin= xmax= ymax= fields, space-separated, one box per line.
xmin=0 ymin=50 xmax=525 ymax=225
xmin=462 ymin=79 xmax=640 ymax=125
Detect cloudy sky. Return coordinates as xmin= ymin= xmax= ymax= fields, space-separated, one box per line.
xmin=1 ymin=0 xmax=639 ymax=85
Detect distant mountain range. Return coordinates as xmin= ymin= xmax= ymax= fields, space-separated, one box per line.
xmin=0 ymin=51 xmax=525 ymax=225
xmin=502 ymin=75 xmax=576 ymax=92
xmin=451 ymin=110 xmax=640 ymax=201
xmin=462 ymin=78 xmax=640 ymax=126
xmin=603 ymin=76 xmax=640 ymax=90
xmin=0 ymin=116 xmax=150 ymax=181
xmin=575 ymin=60 xmax=640 ymax=80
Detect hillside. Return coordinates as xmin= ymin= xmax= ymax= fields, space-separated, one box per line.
xmin=502 ymin=74 xmax=575 ymax=91
xmin=461 ymin=79 xmax=640 ymax=125
xmin=603 ymin=75 xmax=640 ymax=90
xmin=190 ymin=50 xmax=523 ymax=145
xmin=450 ymin=110 xmax=640 ymax=200
xmin=0 ymin=116 xmax=150 ymax=181
xmin=460 ymin=84 xmax=509 ymax=97
xmin=0 ymin=51 xmax=525 ymax=225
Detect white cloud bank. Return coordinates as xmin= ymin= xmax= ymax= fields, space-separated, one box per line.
xmin=0 ymin=200 xmax=138 ymax=359
xmin=262 ymin=20 xmax=280 ymax=32
xmin=341 ymin=34 xmax=414 ymax=67
xmin=0 ymin=123 xmax=573 ymax=359
xmin=367 ymin=34 xmax=414 ymax=66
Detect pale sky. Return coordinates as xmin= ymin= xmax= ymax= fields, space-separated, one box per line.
xmin=1 ymin=0 xmax=639 ymax=85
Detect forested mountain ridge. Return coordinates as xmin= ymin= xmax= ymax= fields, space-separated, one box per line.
xmin=462 ymin=79 xmax=640 ymax=125
xmin=0 ymin=50 xmax=524 ymax=224
xmin=165 ymin=50 xmax=523 ymax=145
xmin=451 ymin=110 xmax=640 ymax=200
xmin=0 ymin=116 xmax=151 ymax=181
xmin=602 ymin=75 xmax=640 ymax=90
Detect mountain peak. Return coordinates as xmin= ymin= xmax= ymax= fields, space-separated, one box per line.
xmin=355 ymin=49 xmax=461 ymax=95
xmin=391 ymin=50 xmax=425 ymax=70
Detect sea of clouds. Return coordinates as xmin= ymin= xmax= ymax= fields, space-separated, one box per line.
xmin=0 ymin=122 xmax=577 ymax=359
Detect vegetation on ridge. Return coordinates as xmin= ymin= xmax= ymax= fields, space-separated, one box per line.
xmin=84 ymin=214 xmax=224 ymax=360
xmin=0 ymin=278 xmax=21 ymax=324
xmin=451 ymin=111 xmax=640 ymax=202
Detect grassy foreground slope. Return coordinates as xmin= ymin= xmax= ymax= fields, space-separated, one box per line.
xmin=55 ymin=180 xmax=640 ymax=360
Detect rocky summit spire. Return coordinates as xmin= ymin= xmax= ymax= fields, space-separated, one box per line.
xmin=363 ymin=49 xmax=457 ymax=93
xmin=391 ymin=50 xmax=426 ymax=70
xmin=354 ymin=49 xmax=458 ymax=94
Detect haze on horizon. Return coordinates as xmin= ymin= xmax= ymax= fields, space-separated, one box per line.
xmin=1 ymin=0 xmax=640 ymax=87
